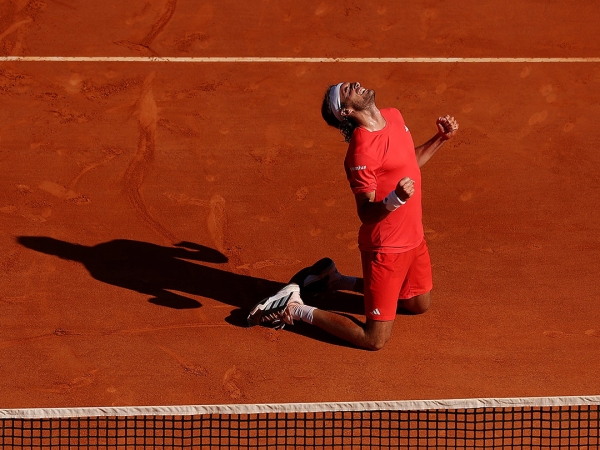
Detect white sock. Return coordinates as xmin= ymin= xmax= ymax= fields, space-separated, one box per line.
xmin=290 ymin=304 xmax=316 ymax=324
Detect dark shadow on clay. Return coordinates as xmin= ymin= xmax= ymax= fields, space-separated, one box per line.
xmin=17 ymin=236 xmax=282 ymax=311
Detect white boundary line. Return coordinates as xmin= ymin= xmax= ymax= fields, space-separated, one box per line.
xmin=1 ymin=56 xmax=600 ymax=63
xmin=1 ymin=395 xmax=599 ymax=419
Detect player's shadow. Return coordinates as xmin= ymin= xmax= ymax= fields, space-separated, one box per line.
xmin=16 ymin=236 xmax=283 ymax=312
xmin=16 ymin=236 xmax=365 ymax=343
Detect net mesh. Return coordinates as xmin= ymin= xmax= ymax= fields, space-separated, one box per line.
xmin=1 ymin=401 xmax=598 ymax=449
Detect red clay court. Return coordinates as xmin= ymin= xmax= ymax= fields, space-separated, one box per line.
xmin=1 ymin=0 xmax=599 ymax=419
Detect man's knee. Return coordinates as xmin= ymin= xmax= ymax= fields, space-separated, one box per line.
xmin=401 ymin=292 xmax=431 ymax=315
xmin=364 ymin=320 xmax=394 ymax=351
xmin=366 ymin=337 xmax=389 ymax=351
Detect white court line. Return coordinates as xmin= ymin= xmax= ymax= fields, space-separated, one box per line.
xmin=1 ymin=56 xmax=600 ymax=63
xmin=1 ymin=395 xmax=599 ymax=418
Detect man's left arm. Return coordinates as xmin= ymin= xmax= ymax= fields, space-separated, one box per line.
xmin=414 ymin=115 xmax=459 ymax=168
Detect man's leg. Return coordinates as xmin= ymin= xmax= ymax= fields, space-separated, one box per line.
xmin=291 ymin=290 xmax=428 ymax=350
xmin=395 ymin=240 xmax=433 ymax=315
xmin=398 ymin=292 xmax=431 ymax=315
xmin=252 ymin=249 xmax=425 ymax=349
xmin=311 ymin=310 xmax=394 ymax=351
xmin=292 ymin=250 xmax=402 ymax=351
xmin=248 ymin=280 xmax=395 ymax=350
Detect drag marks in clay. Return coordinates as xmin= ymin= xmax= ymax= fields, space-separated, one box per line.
xmin=0 ymin=184 xmax=52 ymax=223
xmin=116 ymin=0 xmax=178 ymax=55
xmin=543 ymin=330 xmax=600 ymax=338
xmin=236 ymin=259 xmax=300 ymax=271
xmin=159 ymin=345 xmax=209 ymax=377
xmin=0 ymin=203 xmax=52 ymax=223
xmin=222 ymin=366 xmax=245 ymax=400
xmin=0 ymin=328 xmax=82 ymax=350
xmin=33 ymin=369 xmax=99 ymax=395
xmin=123 ymin=73 xmax=177 ymax=244
xmin=140 ymin=0 xmax=178 ymax=48
xmin=39 ymin=180 xmax=90 ymax=203
xmin=0 ymin=0 xmax=46 ymax=55
xmin=207 ymin=195 xmax=226 ymax=253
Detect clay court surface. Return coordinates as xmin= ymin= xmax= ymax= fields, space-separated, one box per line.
xmin=1 ymin=1 xmax=599 ymax=410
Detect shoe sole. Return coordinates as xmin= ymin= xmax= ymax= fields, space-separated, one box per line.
xmin=303 ymin=257 xmax=336 ymax=287
xmin=247 ymin=285 xmax=299 ymax=328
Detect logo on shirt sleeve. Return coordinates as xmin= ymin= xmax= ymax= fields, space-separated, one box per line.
xmin=350 ymin=165 xmax=366 ymax=172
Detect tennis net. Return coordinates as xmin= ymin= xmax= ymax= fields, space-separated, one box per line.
xmin=1 ymin=396 xmax=598 ymax=449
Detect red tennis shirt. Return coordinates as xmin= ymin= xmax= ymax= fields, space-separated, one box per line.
xmin=344 ymin=108 xmax=424 ymax=253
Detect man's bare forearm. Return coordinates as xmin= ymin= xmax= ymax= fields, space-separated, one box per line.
xmin=415 ymin=134 xmax=446 ymax=168
xmin=356 ymin=198 xmax=391 ymax=224
xmin=415 ymin=115 xmax=460 ymax=167
xmin=355 ymin=178 xmax=415 ymax=225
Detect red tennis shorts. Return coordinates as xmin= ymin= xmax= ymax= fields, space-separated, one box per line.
xmin=360 ymin=239 xmax=433 ymax=321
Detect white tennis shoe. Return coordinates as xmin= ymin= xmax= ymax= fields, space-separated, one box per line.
xmin=247 ymin=283 xmax=303 ymax=329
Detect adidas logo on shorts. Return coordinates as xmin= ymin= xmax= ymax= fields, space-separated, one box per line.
xmin=370 ymin=309 xmax=381 ymax=316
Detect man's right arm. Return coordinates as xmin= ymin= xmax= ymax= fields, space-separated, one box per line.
xmin=354 ymin=177 xmax=415 ymax=225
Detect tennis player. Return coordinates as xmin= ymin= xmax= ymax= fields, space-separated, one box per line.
xmin=248 ymin=81 xmax=458 ymax=350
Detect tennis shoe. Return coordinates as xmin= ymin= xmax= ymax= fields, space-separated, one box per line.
xmin=301 ymin=257 xmax=344 ymax=294
xmin=247 ymin=283 xmax=302 ymax=329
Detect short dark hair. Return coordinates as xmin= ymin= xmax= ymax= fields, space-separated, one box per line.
xmin=321 ymin=85 xmax=357 ymax=143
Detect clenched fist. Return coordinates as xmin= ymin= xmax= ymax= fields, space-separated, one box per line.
xmin=437 ymin=115 xmax=459 ymax=140
xmin=395 ymin=177 xmax=415 ymax=203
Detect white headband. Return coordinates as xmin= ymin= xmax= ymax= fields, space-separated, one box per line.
xmin=328 ymin=83 xmax=344 ymax=122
